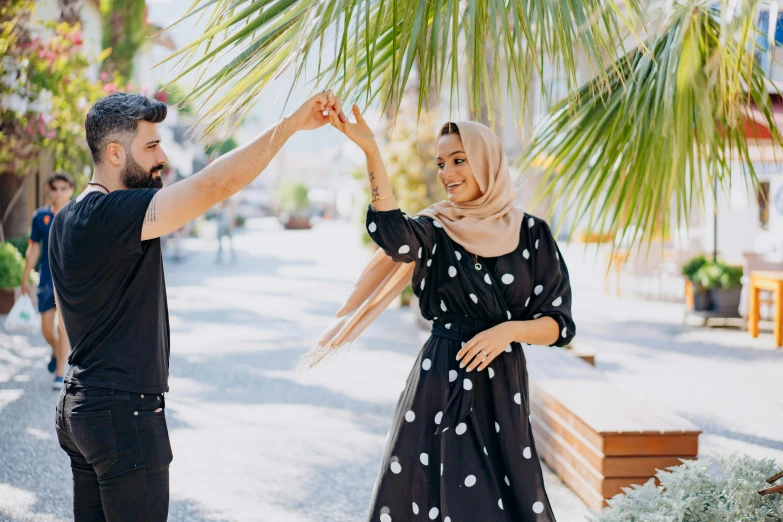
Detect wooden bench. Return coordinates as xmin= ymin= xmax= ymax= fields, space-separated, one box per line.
xmin=525 ymin=346 xmax=701 ymax=511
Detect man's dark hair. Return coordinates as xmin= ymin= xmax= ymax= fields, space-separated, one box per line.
xmin=85 ymin=92 xmax=167 ymax=164
xmin=48 ymin=171 xmax=74 ymax=189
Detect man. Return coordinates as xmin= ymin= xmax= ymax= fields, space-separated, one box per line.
xmin=49 ymin=90 xmax=343 ymax=521
xmin=21 ymin=172 xmax=74 ymax=389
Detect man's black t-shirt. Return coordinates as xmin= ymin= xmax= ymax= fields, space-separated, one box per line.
xmin=49 ymin=189 xmax=170 ymax=394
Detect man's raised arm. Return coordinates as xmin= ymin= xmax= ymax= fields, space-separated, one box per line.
xmin=141 ymin=91 xmax=342 ymax=241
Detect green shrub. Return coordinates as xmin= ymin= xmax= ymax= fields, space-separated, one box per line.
xmin=592 ymin=454 xmax=783 ymax=522
xmin=682 ymin=254 xmax=707 ymax=282
xmin=7 ymin=235 xmax=29 ymax=258
xmin=0 ymin=242 xmax=25 ymax=289
xmin=278 ymin=182 xmax=311 ymax=212
xmin=694 ymin=261 xmax=743 ymax=290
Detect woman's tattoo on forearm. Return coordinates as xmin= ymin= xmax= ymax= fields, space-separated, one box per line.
xmin=369 ymin=171 xmax=375 ymax=181
xmin=371 ymin=187 xmax=380 ymax=199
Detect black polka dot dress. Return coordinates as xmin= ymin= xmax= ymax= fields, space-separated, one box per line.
xmin=365 ymin=206 xmax=575 ymax=522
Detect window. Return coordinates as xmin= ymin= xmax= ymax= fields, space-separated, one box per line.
xmin=758 ymin=181 xmax=771 ymax=230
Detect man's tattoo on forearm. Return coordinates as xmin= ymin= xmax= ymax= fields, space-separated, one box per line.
xmin=145 ymin=195 xmax=157 ymax=224
xmin=371 ymin=186 xmax=380 ymax=199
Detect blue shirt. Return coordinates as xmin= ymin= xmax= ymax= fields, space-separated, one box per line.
xmin=30 ymin=206 xmax=55 ymax=288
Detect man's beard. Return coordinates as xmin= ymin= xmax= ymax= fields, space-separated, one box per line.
xmin=120 ymin=153 xmax=164 ymax=189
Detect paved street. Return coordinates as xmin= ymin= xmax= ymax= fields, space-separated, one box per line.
xmin=1 ymin=219 xmax=782 ymax=522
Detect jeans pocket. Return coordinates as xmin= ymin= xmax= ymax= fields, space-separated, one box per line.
xmin=134 ymin=410 xmax=173 ymax=470
xmin=69 ymin=410 xmax=118 ymax=478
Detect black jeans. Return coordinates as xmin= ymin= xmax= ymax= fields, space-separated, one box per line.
xmin=55 ymin=383 xmax=173 ymax=521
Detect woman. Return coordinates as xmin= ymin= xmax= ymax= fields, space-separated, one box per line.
xmin=309 ymin=104 xmax=575 ymax=522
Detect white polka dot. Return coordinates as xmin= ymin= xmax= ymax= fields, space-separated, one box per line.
xmin=448 ymin=266 xmax=457 ymax=278
xmin=434 ymin=411 xmax=443 ymax=424
xmin=433 ymin=220 xmax=442 ymax=228
xmin=455 ymin=251 xmax=462 ymax=261
xmin=445 ymin=323 xmax=451 ymax=329
xmin=369 ymin=222 xmax=377 ymax=233
xmin=412 ymin=503 xmax=419 ymax=515
xmin=505 ymin=476 xmax=510 ymax=486
xmin=499 ymin=498 xmax=504 ymax=510
xmin=534 ymin=284 xmax=543 ymax=295
xmin=429 ymin=507 xmax=439 ymax=519
xmin=483 ymin=447 xmax=488 ymax=455
xmin=455 ymin=422 xmax=467 ymax=435
xmin=470 ymin=293 xmax=478 ymax=304
xmin=552 ymin=296 xmax=563 ymax=307
xmin=440 ymin=301 xmax=447 ymax=312
xmin=533 ymin=313 xmax=542 ymax=319
xmin=484 ymin=274 xmax=492 ymax=285
xmin=535 ymin=239 xmax=539 ymax=250
xmin=504 ymin=345 xmax=512 ymax=353
xmin=507 ymin=310 xmax=512 ymax=320
xmin=514 ymin=392 xmax=522 ymax=404
xmin=405 ymin=411 xmax=416 ymax=422
xmin=523 ymin=249 xmax=530 ymax=259
xmin=533 ymin=501 xmax=544 ymax=514
xmin=380 ymin=514 xmax=391 ymax=522
xmin=495 ymin=422 xmax=500 ymax=433
xmin=525 ymin=297 xmax=530 ymax=307
xmin=440 ymin=463 xmax=443 ymax=476
xmin=398 ymin=245 xmax=411 ymax=254
xmin=523 ymin=446 xmax=532 ymax=459
xmin=463 ymin=378 xmax=473 ymax=391
xmin=420 ymin=453 xmax=429 ymax=465
xmin=427 ymin=259 xmax=432 ymax=267
xmin=448 ymin=370 xmax=457 ymax=382
xmin=432 ymin=244 xmax=438 ymax=254
xmin=528 ymin=217 xmax=535 ymax=228
xmin=421 ymin=278 xmax=425 ymax=290
xmin=445 ymin=518 xmax=451 ymax=522
xmin=464 ymin=475 xmax=476 ymax=487
xmin=501 ymin=274 xmax=515 ymax=285
xmin=422 ymin=358 xmax=431 ymax=371
xmin=418 ymin=247 xmax=422 ymax=258
xmin=488 ymin=367 xmax=495 ymax=379
xmin=562 ymin=327 xmax=568 ymax=338
xmin=391 ymin=461 xmax=402 ymax=474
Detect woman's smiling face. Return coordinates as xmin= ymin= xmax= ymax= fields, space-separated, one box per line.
xmin=436 ymin=131 xmax=482 ymax=204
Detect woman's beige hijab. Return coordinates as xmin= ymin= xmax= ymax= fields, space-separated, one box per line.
xmin=301 ymin=121 xmax=523 ymax=369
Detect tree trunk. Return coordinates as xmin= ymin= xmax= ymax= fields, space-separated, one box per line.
xmin=0 ymin=173 xmax=32 ymax=242
xmin=58 ymin=0 xmax=84 ymax=25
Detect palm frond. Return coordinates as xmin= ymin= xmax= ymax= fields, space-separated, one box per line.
xmin=523 ymin=0 xmax=783 ymax=252
xmin=161 ymin=0 xmax=646 ymax=137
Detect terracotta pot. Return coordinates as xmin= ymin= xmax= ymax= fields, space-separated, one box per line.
xmin=0 ymin=288 xmax=15 ymax=314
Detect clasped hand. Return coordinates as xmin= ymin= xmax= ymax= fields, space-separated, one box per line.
xmin=290 ymin=89 xmax=377 ymax=153
xmin=456 ymin=322 xmax=517 ymax=373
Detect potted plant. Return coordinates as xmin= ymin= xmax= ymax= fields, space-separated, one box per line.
xmin=682 ymin=254 xmax=711 ymax=311
xmin=278 ymin=182 xmax=312 ymax=230
xmin=695 ymin=261 xmax=743 ymax=316
xmin=0 ymin=242 xmax=25 ymax=313
xmin=592 ymin=454 xmax=783 ymax=521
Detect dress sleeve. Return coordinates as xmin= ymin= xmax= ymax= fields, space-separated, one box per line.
xmin=528 ymin=219 xmax=575 ymax=347
xmin=366 ymin=206 xmax=437 ymax=265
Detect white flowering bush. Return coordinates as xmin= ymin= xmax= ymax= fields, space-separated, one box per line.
xmin=592 ymin=454 xmax=783 ymax=522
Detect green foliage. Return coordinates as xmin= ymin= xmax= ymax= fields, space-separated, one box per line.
xmin=1 ymin=4 xmax=123 ymax=181
xmin=592 ymin=454 xmax=783 ymax=522
xmin=0 ymin=242 xmax=24 ymax=289
xmin=100 ymin=0 xmax=146 ymax=77
xmin=682 ymin=255 xmax=707 ymax=282
xmin=205 ymin=137 xmax=238 ymax=158
xmin=162 ymin=0 xmax=643 ymax=138
xmin=154 ymin=83 xmax=196 ymax=116
xmin=694 ymin=261 xmax=743 ymax=290
xmin=278 ymin=182 xmax=311 ymax=211
xmin=525 ymin=2 xmax=782 ymax=252
xmin=7 ymin=234 xmax=29 ymax=258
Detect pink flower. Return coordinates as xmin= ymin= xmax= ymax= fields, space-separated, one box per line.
xmin=70 ymin=29 xmax=83 ymax=47
xmin=45 ymin=129 xmax=57 ymax=139
xmin=154 ymin=91 xmax=169 ymax=103
xmin=100 ymin=72 xmax=108 ymax=81
xmin=103 ymin=83 xmax=118 ymax=94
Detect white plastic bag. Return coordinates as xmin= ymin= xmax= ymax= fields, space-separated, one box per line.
xmin=5 ymin=295 xmax=40 ymax=335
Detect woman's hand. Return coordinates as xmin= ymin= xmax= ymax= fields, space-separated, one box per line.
xmin=288 ymin=90 xmax=344 ymax=132
xmin=329 ymin=104 xmax=377 ymax=153
xmin=457 ymin=322 xmax=518 ymax=372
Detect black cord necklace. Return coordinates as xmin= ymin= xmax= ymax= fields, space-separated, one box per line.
xmin=87 ymin=182 xmax=110 ymax=193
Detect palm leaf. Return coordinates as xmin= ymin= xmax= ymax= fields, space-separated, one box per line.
xmin=161 ymin=0 xmax=646 ymax=137
xmin=523 ymin=0 xmax=783 ymax=253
